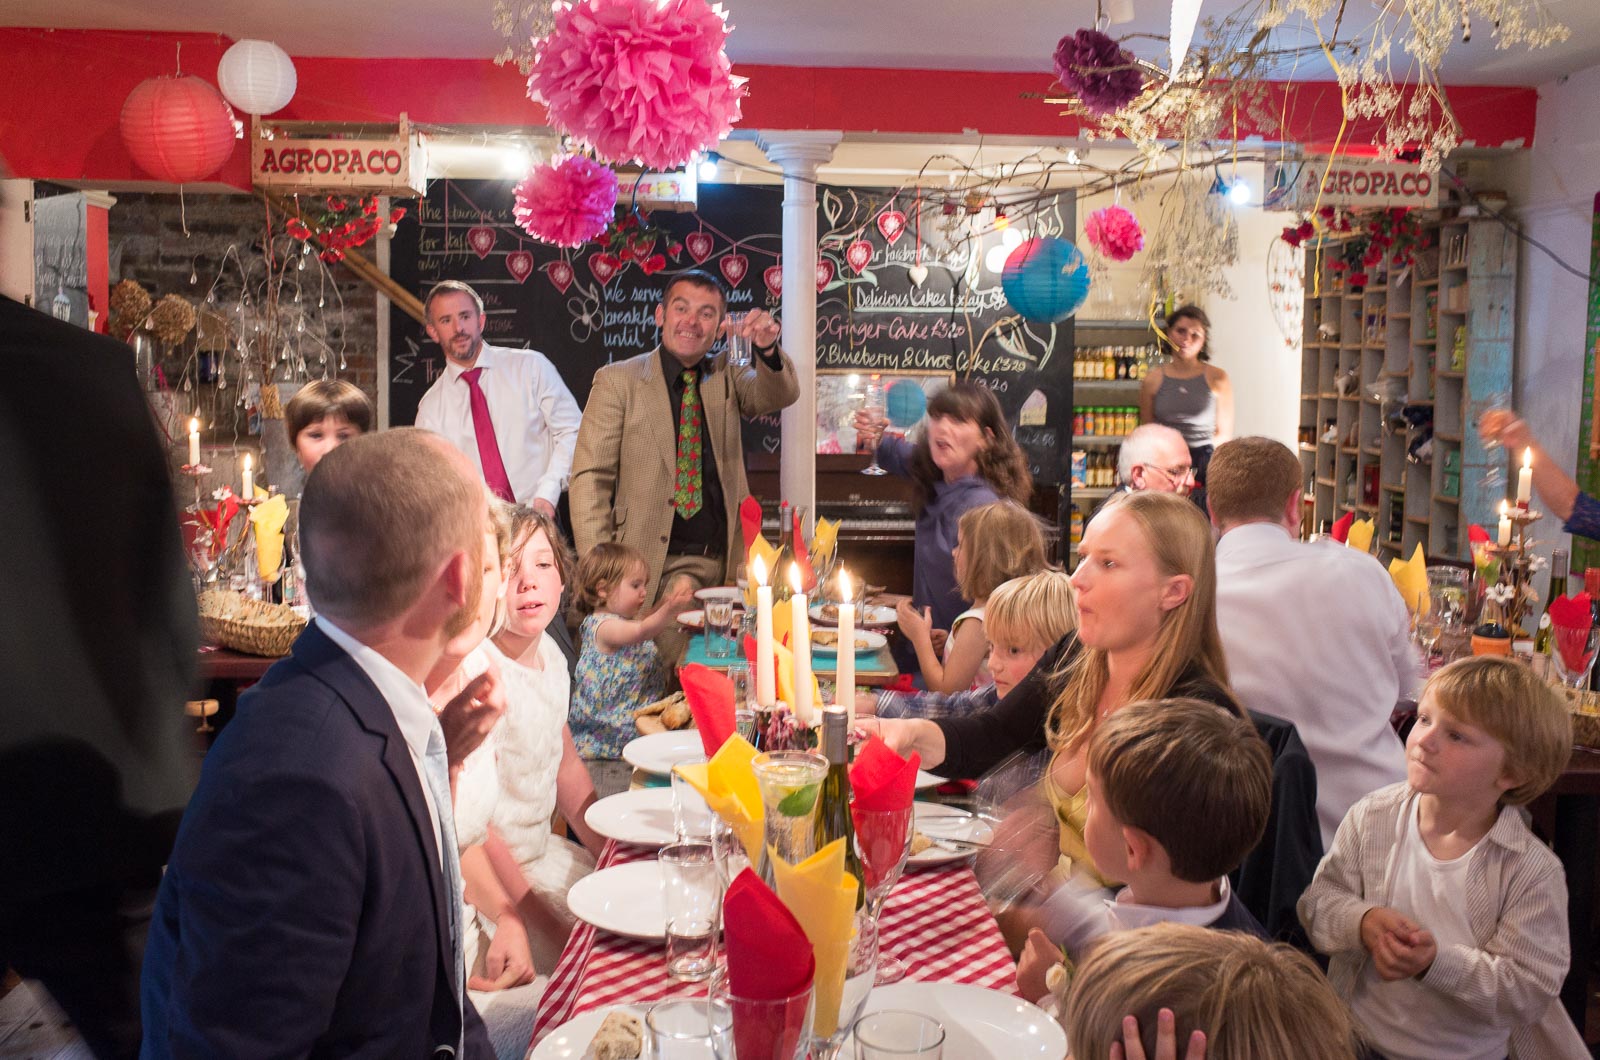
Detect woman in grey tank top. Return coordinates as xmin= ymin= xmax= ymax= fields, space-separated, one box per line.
xmin=1139 ymin=305 xmax=1233 ymax=505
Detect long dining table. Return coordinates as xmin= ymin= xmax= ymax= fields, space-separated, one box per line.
xmin=528 ymin=839 xmax=1021 ymax=1048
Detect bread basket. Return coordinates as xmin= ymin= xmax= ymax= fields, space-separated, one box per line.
xmin=198 ymin=589 xmax=305 ymax=657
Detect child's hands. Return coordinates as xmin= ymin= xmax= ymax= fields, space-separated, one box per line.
xmin=854 ymin=689 xmax=880 ymax=717
xmin=469 ymin=913 xmax=536 ymax=992
xmin=896 ymin=600 xmax=933 ymax=646
xmin=1360 ymin=906 xmax=1437 ymax=980
xmin=657 ymin=581 xmax=695 ymax=614
xmin=1112 ymin=1009 xmax=1207 ymax=1060
xmin=1016 ymin=927 xmax=1061 ymax=1002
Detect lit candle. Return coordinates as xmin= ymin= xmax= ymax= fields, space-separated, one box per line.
xmin=837 ymin=570 xmax=856 ymax=726
xmin=1517 ymin=447 xmax=1533 ymax=507
xmin=753 ymin=556 xmax=775 ymax=708
xmin=242 ymin=453 xmax=254 ymax=498
xmin=1498 ymin=500 xmax=1511 ymax=547
xmin=790 ymin=562 xmax=814 ymax=725
xmin=188 ymin=417 xmax=201 ymax=467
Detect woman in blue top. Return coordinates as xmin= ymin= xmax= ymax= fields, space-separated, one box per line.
xmin=1481 ymin=409 xmax=1600 ymax=538
xmin=855 ymin=380 xmax=1033 ymax=630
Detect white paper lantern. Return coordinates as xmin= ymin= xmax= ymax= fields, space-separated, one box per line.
xmin=217 ymin=39 xmax=297 ymax=116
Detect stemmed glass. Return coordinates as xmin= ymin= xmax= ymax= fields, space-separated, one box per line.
xmin=807 ymin=913 xmax=881 ymax=1060
xmin=1552 ymin=624 xmax=1600 ymax=690
xmin=859 ymin=375 xmax=888 ymax=476
xmin=850 ymin=804 xmax=914 ymax=985
xmin=1415 ymin=603 xmax=1444 ymax=666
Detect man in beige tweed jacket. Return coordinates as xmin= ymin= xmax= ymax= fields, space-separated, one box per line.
xmin=570 ymin=272 xmax=799 ymax=635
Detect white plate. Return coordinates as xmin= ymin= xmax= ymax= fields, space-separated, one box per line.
xmin=694 ymin=586 xmax=744 ymax=606
xmin=913 ymin=770 xmax=947 ymax=790
xmin=909 ymin=801 xmax=995 ymax=867
xmin=529 ymin=1005 xmax=644 ymax=1059
xmin=676 ymin=608 xmax=705 ymax=630
xmin=810 ymin=630 xmax=888 ymax=656
xmin=810 ymin=602 xmax=898 ymax=627
xmin=566 ymin=862 xmax=668 ymax=940
xmin=584 ymin=788 xmax=678 ymax=847
xmin=622 ymin=729 xmax=706 ymax=776
xmin=855 ymin=983 xmax=1065 ymax=1059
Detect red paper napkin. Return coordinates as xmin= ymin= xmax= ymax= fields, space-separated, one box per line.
xmin=1330 ymin=510 xmax=1354 ymax=543
xmin=1468 ymin=524 xmax=1490 ymax=547
xmin=848 ymin=736 xmax=920 ymax=812
xmin=793 ymin=508 xmax=817 ymax=592
xmin=1550 ymin=593 xmax=1595 ymax=673
xmin=741 ymin=496 xmax=765 ymax=557
xmin=723 ymin=868 xmax=814 ymax=1058
xmin=680 ymin=663 xmax=736 ymax=758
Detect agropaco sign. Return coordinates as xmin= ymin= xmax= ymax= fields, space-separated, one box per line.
xmin=1266 ymin=156 xmax=1441 ymax=211
xmin=251 ymin=124 xmax=428 ymax=196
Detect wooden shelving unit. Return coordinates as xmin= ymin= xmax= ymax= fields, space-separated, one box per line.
xmin=1300 ymin=217 xmax=1514 ymax=563
xmin=1069 ymin=319 xmax=1161 ymax=558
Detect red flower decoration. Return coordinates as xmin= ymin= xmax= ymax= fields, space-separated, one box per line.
xmin=640 ymin=253 xmax=668 ymax=275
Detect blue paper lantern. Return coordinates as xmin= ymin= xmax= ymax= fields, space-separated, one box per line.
xmin=1000 ymin=236 xmax=1092 ymax=323
xmin=885 ymin=380 xmax=927 ymax=429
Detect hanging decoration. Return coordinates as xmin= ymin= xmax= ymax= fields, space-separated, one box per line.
xmin=526 ymin=0 xmax=745 ymax=170
xmin=1052 ymin=28 xmax=1145 ymax=117
xmin=1168 ymin=0 xmax=1204 ymax=75
xmin=1000 ymin=236 xmax=1092 ymax=324
xmin=1139 ymin=173 xmax=1239 ymax=303
xmin=589 ymin=207 xmax=682 ymax=273
xmin=109 ymin=279 xmax=154 ymax=341
xmin=1084 ymin=204 xmax=1145 ymax=262
xmin=119 ymin=75 xmax=238 ymax=184
xmin=148 ymin=294 xmax=198 ymax=348
xmin=284 ymin=194 xmax=408 ymax=262
xmin=512 ymin=155 xmax=620 ymax=248
xmin=491 ymin=0 xmax=562 ymax=73
xmin=216 ymin=39 xmax=298 ymax=116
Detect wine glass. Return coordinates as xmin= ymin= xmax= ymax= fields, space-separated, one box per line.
xmin=807 ymin=912 xmax=881 ymax=1060
xmin=1552 ymin=624 xmax=1600 ymax=690
xmin=859 ymin=375 xmax=888 ymax=476
xmin=1415 ymin=606 xmax=1444 ymax=667
xmin=850 ymin=803 xmax=914 ymax=984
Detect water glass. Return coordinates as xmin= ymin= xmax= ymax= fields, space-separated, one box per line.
xmin=853 ymin=1011 xmax=945 ymax=1059
xmin=671 ymin=759 xmax=718 ymax=840
xmin=752 ymin=751 xmax=830 ymax=873
xmin=661 ymin=841 xmax=722 ymax=981
xmin=710 ymin=970 xmax=813 ymax=1060
xmin=646 ymin=998 xmax=733 ymax=1058
xmin=705 ymin=599 xmax=737 ymax=659
xmin=1552 ymin=624 xmax=1600 ymax=689
xmin=725 ymin=311 xmax=752 ymax=368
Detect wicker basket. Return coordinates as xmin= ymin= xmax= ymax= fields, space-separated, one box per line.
xmin=198 ymin=590 xmax=306 ymax=657
xmin=1562 ymin=686 xmax=1600 ymax=751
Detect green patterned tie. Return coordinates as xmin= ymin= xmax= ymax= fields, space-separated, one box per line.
xmin=673 ymin=369 xmax=704 ymax=518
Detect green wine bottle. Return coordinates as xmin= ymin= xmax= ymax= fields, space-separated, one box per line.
xmin=814 ymin=707 xmax=865 ymax=909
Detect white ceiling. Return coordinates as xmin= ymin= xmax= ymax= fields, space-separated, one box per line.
xmin=10 ymin=0 xmax=1600 ymax=86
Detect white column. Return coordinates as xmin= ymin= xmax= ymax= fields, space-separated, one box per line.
xmin=0 ymin=179 xmax=36 ymax=304
xmin=757 ymin=131 xmax=841 ymax=532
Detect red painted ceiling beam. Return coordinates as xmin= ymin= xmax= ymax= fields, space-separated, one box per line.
xmin=0 ymin=28 xmax=1539 ymax=189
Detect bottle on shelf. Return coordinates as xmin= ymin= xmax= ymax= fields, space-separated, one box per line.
xmin=774 ymin=500 xmax=796 ymax=603
xmin=1533 ymin=548 xmax=1569 ymax=660
xmin=813 ymin=707 xmax=864 ymax=908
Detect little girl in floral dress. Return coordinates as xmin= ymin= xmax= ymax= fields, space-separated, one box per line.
xmin=571 ymin=542 xmax=693 ymax=796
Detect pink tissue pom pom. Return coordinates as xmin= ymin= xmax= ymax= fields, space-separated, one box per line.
xmin=1084 ymin=204 xmax=1144 ymax=262
xmin=528 ymin=0 xmax=746 ymax=170
xmin=513 ymin=155 xmax=619 ymax=248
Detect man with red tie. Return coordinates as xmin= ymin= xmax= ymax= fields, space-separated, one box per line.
xmin=416 ymin=280 xmax=582 ymax=518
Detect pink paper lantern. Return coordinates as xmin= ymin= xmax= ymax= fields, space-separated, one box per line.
xmin=120 ymin=76 xmax=238 ymax=184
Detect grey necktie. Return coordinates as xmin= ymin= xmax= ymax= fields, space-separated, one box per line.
xmin=423 ymin=724 xmax=465 ymax=1051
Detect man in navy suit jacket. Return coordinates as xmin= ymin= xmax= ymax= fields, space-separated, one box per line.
xmin=142 ymin=429 xmax=501 ymax=1058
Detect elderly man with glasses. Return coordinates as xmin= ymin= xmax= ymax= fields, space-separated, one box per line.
xmin=1085 ymin=423 xmax=1194 ymax=527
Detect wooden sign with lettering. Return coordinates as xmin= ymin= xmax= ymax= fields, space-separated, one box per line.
xmin=1266 ymin=156 xmax=1440 ymax=211
xmin=253 ymin=127 xmax=427 ymax=196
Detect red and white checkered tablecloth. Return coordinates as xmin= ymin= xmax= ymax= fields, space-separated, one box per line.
xmin=529 ymin=840 xmax=1019 ymax=1047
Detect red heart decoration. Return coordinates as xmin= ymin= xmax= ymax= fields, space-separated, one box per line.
xmin=720 ymin=253 xmax=749 ymax=287
xmin=589 ymin=252 xmax=620 ymax=284
xmin=763 ymin=265 xmax=783 ymax=297
xmin=505 ymin=250 xmax=534 ymax=283
xmin=467 ymin=225 xmax=496 ymax=259
xmin=845 ymin=240 xmax=874 ymax=275
xmin=545 ymin=260 xmax=574 ymax=293
xmin=816 ymin=259 xmax=835 ymax=292
xmin=877 ymin=210 xmax=907 ymax=245
xmin=630 ymin=237 xmax=658 ymax=259
xmin=685 ymin=231 xmax=714 ymax=263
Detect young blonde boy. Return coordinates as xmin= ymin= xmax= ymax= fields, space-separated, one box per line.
xmin=864 ymin=569 xmax=1076 ymax=719
xmin=1298 ymin=656 xmax=1583 ymax=1059
xmin=1018 ymin=698 xmax=1273 ymax=1000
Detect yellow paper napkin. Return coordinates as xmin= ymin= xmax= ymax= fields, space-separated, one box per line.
xmin=746 ymin=536 xmax=780 ymax=609
xmin=1347 ymin=517 xmax=1375 ymax=554
xmin=771 ymin=637 xmax=822 ymax=715
xmin=811 ymin=518 xmax=839 ymax=568
xmin=771 ymin=838 xmax=859 ymax=1037
xmin=1388 ymin=543 xmax=1429 ymax=616
xmin=249 ymin=494 xmax=290 ymax=581
xmin=675 ymin=735 xmax=765 ymax=862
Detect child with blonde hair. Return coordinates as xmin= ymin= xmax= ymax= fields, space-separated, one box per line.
xmin=1299 ymin=656 xmax=1584 ymax=1059
xmin=865 ymin=569 xmax=1076 ymax=720
xmin=896 ymin=501 xmax=1047 ymax=694
xmin=1064 ymin=922 xmax=1360 ymax=1060
xmin=570 ymin=542 xmax=693 ymax=787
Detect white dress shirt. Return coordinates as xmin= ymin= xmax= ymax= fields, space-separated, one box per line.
xmin=416 ymin=343 xmax=583 ymax=507
xmin=1215 ymin=523 xmax=1419 ymax=848
xmin=315 ymin=615 xmax=445 ymax=869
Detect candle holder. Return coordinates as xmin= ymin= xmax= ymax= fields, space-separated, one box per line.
xmin=1475 ymin=508 xmax=1543 ymax=654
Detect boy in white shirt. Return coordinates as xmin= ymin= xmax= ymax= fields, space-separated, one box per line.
xmin=1299 ymin=656 xmax=1585 ymax=1059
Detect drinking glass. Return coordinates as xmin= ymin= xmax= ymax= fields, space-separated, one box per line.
xmin=859 ymin=375 xmax=888 ymax=476
xmin=671 ymin=760 xmax=718 ymax=841
xmin=808 ymin=913 xmax=881 ymax=1060
xmin=850 ymin=804 xmax=914 ymax=985
xmin=705 ymin=599 xmax=737 ymax=659
xmin=710 ymin=969 xmax=814 ymax=1060
xmin=752 ymin=751 xmax=830 ymax=881
xmin=661 ymin=841 xmax=722 ymax=982
xmin=646 ymin=998 xmax=733 ymax=1059
xmin=1415 ymin=606 xmax=1444 ymax=666
xmin=724 ymin=311 xmax=752 ymax=368
xmin=853 ymin=1011 xmax=945 ymax=1059
xmin=1552 ymin=624 xmax=1600 ymax=690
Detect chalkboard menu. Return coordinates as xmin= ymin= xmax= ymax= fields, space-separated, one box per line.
xmin=388 ymin=179 xmax=1074 ymax=494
